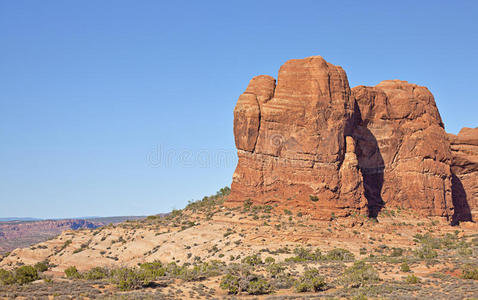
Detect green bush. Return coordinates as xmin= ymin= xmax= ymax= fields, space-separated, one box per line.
xmin=243 ymin=199 xmax=253 ymax=210
xmin=242 ymin=254 xmax=262 ymax=266
xmin=34 ymin=261 xmax=49 ymax=273
xmin=309 ymin=195 xmax=319 ymax=202
xmin=390 ymin=247 xmax=404 ymax=257
xmin=219 ymin=264 xmax=273 ymax=295
xmin=340 ymin=261 xmax=379 ymax=288
xmin=14 ymin=266 xmax=39 ymax=285
xmin=0 ymin=269 xmax=15 ymax=285
xmin=400 ymin=262 xmax=411 ymax=272
xmin=64 ymin=266 xmax=81 ymax=279
xmin=110 ymin=268 xmax=150 ymax=291
xmin=246 ymin=276 xmax=273 ymax=295
xmin=461 ymin=264 xmax=478 ymax=280
xmin=414 ymin=245 xmax=438 ymax=259
xmin=220 ymin=273 xmax=240 ymax=294
xmin=266 ymin=263 xmax=285 ymax=278
xmin=285 ymin=247 xmax=322 ymax=262
xmin=404 ymin=274 xmax=421 ymax=284
xmin=264 ymin=257 xmax=275 ymax=264
xmin=139 ymin=261 xmax=166 ymax=278
xmin=295 ymin=268 xmax=326 ymax=292
xmin=84 ymin=267 xmax=110 ymax=280
xmin=325 ymin=248 xmax=355 ymax=261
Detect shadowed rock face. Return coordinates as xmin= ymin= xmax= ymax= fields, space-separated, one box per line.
xmin=449 ymin=127 xmax=478 ymax=222
xmin=352 ymin=81 xmax=453 ymax=218
xmin=228 ymin=55 xmax=475 ymax=220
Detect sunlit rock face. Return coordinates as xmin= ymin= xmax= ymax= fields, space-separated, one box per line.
xmin=228 ymin=55 xmax=474 ymax=221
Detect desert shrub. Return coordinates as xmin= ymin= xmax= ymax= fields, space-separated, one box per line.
xmin=84 ymin=267 xmax=110 ymax=280
xmin=461 ymin=264 xmax=478 ymax=280
xmin=14 ymin=266 xmax=39 ymax=285
xmin=164 ymin=262 xmax=185 ymax=277
xmin=286 ymin=247 xmax=322 ymax=262
xmin=325 ymin=248 xmax=355 ymax=261
xmin=390 ymin=247 xmax=404 ymax=257
xmin=73 ymin=243 xmax=88 ymax=253
xmin=220 ymin=273 xmax=240 ymax=294
xmin=59 ymin=239 xmax=72 ymax=252
xmin=340 ymin=261 xmax=379 ymax=288
xmin=243 ymin=199 xmax=253 ymax=210
xmin=271 ymin=272 xmax=295 ymax=289
xmin=266 ymin=263 xmax=285 ymax=278
xmin=64 ymin=266 xmax=81 ymax=279
xmin=242 ymin=254 xmax=262 ymax=266
xmin=223 ymin=228 xmax=234 ymax=238
xmin=295 ymin=268 xmax=326 ymax=292
xmin=413 ymin=233 xmax=442 ymax=249
xmin=220 ymin=273 xmax=272 ymax=295
xmin=110 ymin=267 xmax=150 ymax=290
xmin=404 ymin=274 xmax=421 ymax=284
xmin=184 ymin=188 xmax=228 ymax=212
xmin=458 ymin=246 xmax=473 ymax=256
xmin=246 ymin=276 xmax=273 ymax=295
xmin=139 ymin=261 xmax=166 ymax=278
xmin=0 ymin=269 xmax=15 ymax=285
xmin=309 ymin=195 xmax=319 ymax=202
xmin=264 ymin=257 xmax=275 ymax=264
xmin=400 ymin=262 xmax=411 ymax=272
xmin=34 ymin=261 xmax=49 ymax=273
xmin=414 ymin=245 xmax=438 ymax=259
xmin=178 ymin=260 xmax=225 ymax=281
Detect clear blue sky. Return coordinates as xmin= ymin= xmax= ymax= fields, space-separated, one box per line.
xmin=1 ymin=1 xmax=477 ymax=218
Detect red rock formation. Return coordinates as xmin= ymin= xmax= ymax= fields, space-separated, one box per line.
xmin=449 ymin=127 xmax=478 ymax=221
xmin=230 ymin=56 xmax=366 ymax=218
xmin=352 ymin=81 xmax=453 ymax=218
xmin=229 ymin=55 xmax=473 ymax=221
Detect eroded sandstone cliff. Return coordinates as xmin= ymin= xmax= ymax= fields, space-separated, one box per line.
xmin=231 ymin=56 xmax=366 ymax=218
xmin=228 ymin=55 xmax=476 ymax=221
xmin=352 ymin=81 xmax=453 ymax=218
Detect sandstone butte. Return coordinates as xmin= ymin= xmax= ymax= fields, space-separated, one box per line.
xmin=227 ymin=55 xmax=478 ymax=223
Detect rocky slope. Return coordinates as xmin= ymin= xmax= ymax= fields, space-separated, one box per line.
xmin=229 ymin=56 xmax=477 ymax=222
xmin=1 ymin=193 xmax=477 ymax=299
xmin=0 ymin=217 xmax=144 ymax=254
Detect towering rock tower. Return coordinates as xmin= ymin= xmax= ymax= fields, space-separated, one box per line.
xmin=228 ymin=55 xmax=469 ymax=220
xmin=230 ymin=56 xmax=366 ymax=218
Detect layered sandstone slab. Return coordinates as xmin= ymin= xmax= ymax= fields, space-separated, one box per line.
xmin=352 ymin=81 xmax=453 ymax=218
xmin=449 ymin=127 xmax=478 ymax=221
xmin=230 ymin=56 xmax=365 ymax=217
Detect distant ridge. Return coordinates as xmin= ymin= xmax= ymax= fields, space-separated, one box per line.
xmin=0 ymin=216 xmax=146 ymax=254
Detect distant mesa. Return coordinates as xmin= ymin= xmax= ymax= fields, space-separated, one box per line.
xmin=227 ymin=55 xmax=478 ymax=222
